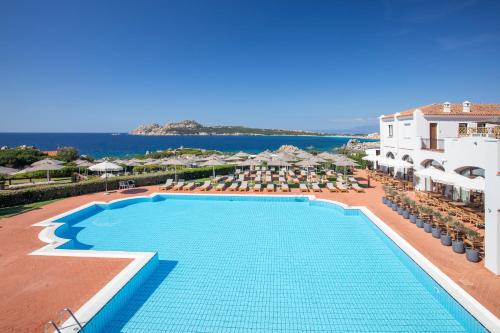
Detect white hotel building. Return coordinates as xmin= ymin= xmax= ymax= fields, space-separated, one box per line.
xmin=374 ymin=101 xmax=500 ymax=275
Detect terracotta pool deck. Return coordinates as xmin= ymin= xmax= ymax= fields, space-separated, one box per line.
xmin=0 ymin=172 xmax=498 ymax=332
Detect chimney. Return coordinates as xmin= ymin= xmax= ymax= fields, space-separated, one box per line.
xmin=462 ymin=100 xmax=471 ymax=113
xmin=443 ymin=102 xmax=451 ymax=113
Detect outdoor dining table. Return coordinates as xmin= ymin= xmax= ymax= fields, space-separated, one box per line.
xmin=450 ymin=201 xmax=466 ymax=207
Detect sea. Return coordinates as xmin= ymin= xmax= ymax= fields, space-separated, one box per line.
xmin=0 ymin=133 xmax=375 ymax=158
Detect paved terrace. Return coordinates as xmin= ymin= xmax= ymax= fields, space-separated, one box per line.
xmin=0 ymin=170 xmax=498 ymax=332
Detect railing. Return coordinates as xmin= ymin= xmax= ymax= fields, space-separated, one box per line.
xmin=458 ymin=126 xmax=500 ymax=139
xmin=420 ymin=138 xmax=445 ymax=151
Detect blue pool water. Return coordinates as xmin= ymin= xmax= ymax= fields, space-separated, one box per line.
xmin=55 ymin=195 xmax=485 ymax=332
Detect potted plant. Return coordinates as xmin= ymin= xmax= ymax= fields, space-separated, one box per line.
xmin=382 ymin=185 xmax=390 ymax=205
xmin=420 ymin=207 xmax=433 ymax=233
xmin=440 ymin=216 xmax=453 ymax=246
xmin=464 ymin=228 xmax=482 ymax=263
xmin=408 ymin=199 xmax=417 ymax=223
xmin=431 ymin=210 xmax=443 ymax=239
xmin=415 ymin=205 xmax=425 ymax=228
xmin=451 ymin=221 xmax=465 ymax=254
xmin=391 ymin=193 xmax=400 ymax=211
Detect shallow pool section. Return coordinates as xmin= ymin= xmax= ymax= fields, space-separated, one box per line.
xmin=54 ymin=195 xmax=486 ymax=332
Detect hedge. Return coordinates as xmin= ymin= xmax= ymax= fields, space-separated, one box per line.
xmin=0 ymin=165 xmax=234 ymax=208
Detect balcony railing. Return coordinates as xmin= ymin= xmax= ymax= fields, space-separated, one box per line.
xmin=421 ymin=138 xmax=444 ymax=151
xmin=458 ymin=126 xmax=500 ymax=139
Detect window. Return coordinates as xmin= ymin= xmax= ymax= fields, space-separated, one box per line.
xmin=388 ymin=125 xmax=393 ymax=138
xmin=477 ymin=123 xmax=486 ymax=128
xmin=459 ymin=123 xmax=467 ymax=129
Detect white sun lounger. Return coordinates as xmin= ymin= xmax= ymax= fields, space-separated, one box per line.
xmin=229 ymin=182 xmax=239 ymax=191
xmin=311 ymin=183 xmax=322 ymax=192
xmin=326 ymin=182 xmax=338 ymax=192
xmin=266 ymin=183 xmax=275 ymax=192
xmin=183 ymin=182 xmax=196 ymax=191
xmin=351 ymin=182 xmax=365 ymax=193
xmin=215 ymin=183 xmax=227 ymax=191
xmin=159 ymin=179 xmax=174 ymax=190
xmin=336 ymin=182 xmax=349 ymax=192
xmin=280 ymin=183 xmax=290 ymax=192
xmin=199 ymin=181 xmax=212 ymax=191
xmin=239 ymin=181 xmax=248 ymax=191
xmin=299 ymin=183 xmax=309 ymax=192
xmin=253 ymin=183 xmax=262 ymax=192
xmin=173 ymin=181 xmax=185 ymax=191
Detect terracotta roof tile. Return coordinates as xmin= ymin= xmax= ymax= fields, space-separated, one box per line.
xmin=383 ymin=103 xmax=500 ymax=119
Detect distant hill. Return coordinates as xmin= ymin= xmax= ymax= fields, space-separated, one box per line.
xmin=130 ymin=120 xmax=322 ymax=136
xmin=320 ymin=124 xmax=379 ymax=135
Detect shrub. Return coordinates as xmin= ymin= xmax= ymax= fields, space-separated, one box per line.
xmin=0 ymin=166 xmax=233 ymax=208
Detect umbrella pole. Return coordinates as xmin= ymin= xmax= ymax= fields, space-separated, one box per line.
xmin=213 ymin=166 xmax=215 ymax=178
xmin=105 ymin=173 xmax=108 ymax=193
xmin=47 ymin=170 xmax=50 ymax=182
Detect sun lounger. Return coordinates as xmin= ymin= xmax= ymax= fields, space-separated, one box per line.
xmin=213 ymin=176 xmax=227 ymax=183
xmin=255 ymin=175 xmax=262 ymax=182
xmin=238 ymin=174 xmax=245 ymax=181
xmin=299 ymin=183 xmax=309 ymax=192
xmin=311 ymin=183 xmax=322 ymax=192
xmin=226 ymin=176 xmax=235 ymax=183
xmin=326 ymin=182 xmax=338 ymax=192
xmin=159 ymin=179 xmax=174 ymax=190
xmin=253 ymin=183 xmax=262 ymax=192
xmin=266 ymin=183 xmax=275 ymax=192
xmin=239 ymin=181 xmax=248 ymax=191
xmin=348 ymin=176 xmax=357 ymax=183
xmin=173 ymin=181 xmax=185 ymax=191
xmin=215 ymin=182 xmax=227 ymax=191
xmin=351 ymin=183 xmax=365 ymax=193
xmin=336 ymin=182 xmax=349 ymax=192
xmin=280 ymin=183 xmax=290 ymax=192
xmin=199 ymin=181 xmax=212 ymax=191
xmin=183 ymin=182 xmax=196 ymax=191
xmin=279 ymin=176 xmax=285 ymax=182
xmin=229 ymin=182 xmax=239 ymax=191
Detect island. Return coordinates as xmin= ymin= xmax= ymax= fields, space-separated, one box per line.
xmin=129 ymin=120 xmax=322 ymax=136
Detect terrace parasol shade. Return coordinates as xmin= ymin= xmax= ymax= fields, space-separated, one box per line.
xmin=199 ymin=158 xmax=226 ymax=178
xmin=0 ymin=166 xmax=19 ymax=175
xmin=89 ymin=161 xmax=123 ymax=193
xmin=161 ymin=158 xmax=188 ymax=180
xmin=31 ymin=158 xmax=64 ymax=166
xmin=20 ymin=161 xmax=65 ymax=182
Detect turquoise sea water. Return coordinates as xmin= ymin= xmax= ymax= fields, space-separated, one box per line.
xmin=55 ymin=195 xmax=485 ymax=332
xmin=0 ymin=133 xmax=374 ymax=158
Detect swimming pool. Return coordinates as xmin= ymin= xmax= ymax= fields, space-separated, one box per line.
xmin=51 ymin=195 xmax=487 ymax=332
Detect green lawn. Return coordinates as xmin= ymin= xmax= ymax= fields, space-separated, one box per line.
xmin=0 ymin=199 xmax=61 ymax=219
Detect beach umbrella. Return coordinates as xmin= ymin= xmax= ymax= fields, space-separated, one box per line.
xmin=31 ymin=158 xmax=64 ymax=166
xmin=0 ymin=166 xmax=19 ymax=175
xmin=234 ymin=151 xmax=250 ymax=158
xmin=89 ymin=161 xmax=123 ymax=192
xmin=267 ymin=159 xmax=291 ymax=167
xmin=276 ymin=152 xmax=297 ymax=162
xmin=200 ymin=158 xmax=226 ymax=178
xmin=161 ymin=158 xmax=188 ymax=180
xmin=20 ymin=161 xmax=65 ymax=182
xmin=317 ymin=152 xmax=337 ymax=160
xmin=295 ymin=159 xmax=319 ymax=168
xmin=224 ymin=156 xmax=242 ymax=162
xmin=74 ymin=160 xmax=93 ymax=175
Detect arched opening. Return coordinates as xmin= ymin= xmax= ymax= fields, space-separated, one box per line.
xmin=401 ymin=154 xmax=414 ymax=182
xmin=386 ymin=152 xmax=395 ymax=159
xmin=454 ymin=166 xmax=485 ymax=178
xmin=420 ymin=159 xmax=444 ymax=171
xmin=402 ymin=155 xmax=414 ymax=164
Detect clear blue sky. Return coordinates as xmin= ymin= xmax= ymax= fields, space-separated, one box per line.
xmin=1 ymin=0 xmax=499 ymax=132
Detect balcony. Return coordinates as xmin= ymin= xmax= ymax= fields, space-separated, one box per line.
xmin=420 ymin=138 xmax=444 ymax=152
xmin=458 ymin=126 xmax=500 ymax=139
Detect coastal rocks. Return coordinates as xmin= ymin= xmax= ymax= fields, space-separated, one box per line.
xmin=276 ymin=145 xmax=300 ymax=153
xmin=340 ymin=139 xmax=379 ymax=153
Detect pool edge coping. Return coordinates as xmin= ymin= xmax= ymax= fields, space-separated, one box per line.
xmin=31 ymin=192 xmax=500 ymax=332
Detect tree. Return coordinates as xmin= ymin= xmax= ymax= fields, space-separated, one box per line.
xmin=56 ymin=147 xmax=79 ymax=162
xmin=0 ymin=147 xmax=46 ymax=168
